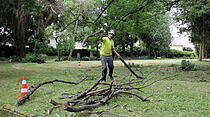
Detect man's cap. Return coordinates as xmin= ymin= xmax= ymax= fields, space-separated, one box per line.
xmin=108 ymin=29 xmax=115 ymax=35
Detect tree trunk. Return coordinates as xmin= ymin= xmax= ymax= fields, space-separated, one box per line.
xmin=205 ymin=43 xmax=208 ymax=59
xmin=68 ymin=49 xmax=73 ymax=61
xmin=130 ymin=40 xmax=134 ymax=57
xmin=204 ymin=43 xmax=208 ymax=59
xmin=19 ymin=16 xmax=26 ymax=58
xmin=154 ymin=52 xmax=157 ymax=59
xmin=166 ymin=48 xmax=169 ymax=58
xmin=57 ymin=42 xmax=61 ymax=61
xmin=68 ymin=14 xmax=79 ymax=61
xmin=147 ymin=43 xmax=151 ymax=57
xmin=199 ymin=42 xmax=204 ymax=61
xmin=122 ymin=42 xmax=126 ymax=57
xmin=202 ymin=41 xmax=204 ymax=59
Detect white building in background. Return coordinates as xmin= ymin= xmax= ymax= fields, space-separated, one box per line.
xmin=48 ymin=39 xmax=56 ymax=48
xmin=170 ymin=37 xmax=184 ymax=51
xmin=48 ymin=38 xmax=84 ymax=49
xmin=169 ymin=23 xmax=195 ymax=51
xmin=169 ymin=8 xmax=195 ymax=51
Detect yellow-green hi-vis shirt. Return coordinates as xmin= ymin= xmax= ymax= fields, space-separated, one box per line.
xmin=100 ymin=37 xmax=114 ymax=56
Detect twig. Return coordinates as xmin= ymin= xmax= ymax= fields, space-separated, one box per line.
xmin=139 ymin=74 xmax=178 ymax=89
xmin=46 ymin=105 xmax=61 ymax=115
xmin=71 ymin=78 xmax=102 ymax=100
xmin=81 ymin=111 xmax=122 ymax=117
xmin=50 ymin=99 xmax=62 ymax=106
xmin=85 ymin=88 xmax=109 ymax=96
xmin=113 ymin=90 xmax=150 ymax=101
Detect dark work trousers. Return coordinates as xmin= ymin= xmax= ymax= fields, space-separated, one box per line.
xmin=101 ymin=55 xmax=114 ymax=81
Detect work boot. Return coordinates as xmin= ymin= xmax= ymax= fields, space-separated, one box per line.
xmin=109 ymin=76 xmax=113 ymax=80
xmin=101 ymin=78 xmax=106 ymax=82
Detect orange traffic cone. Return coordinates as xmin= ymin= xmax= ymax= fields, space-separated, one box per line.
xmin=18 ymin=77 xmax=28 ymax=99
xmin=78 ymin=60 xmax=81 ymax=66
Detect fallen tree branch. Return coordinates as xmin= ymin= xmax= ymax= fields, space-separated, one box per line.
xmin=85 ymin=88 xmax=109 ymax=96
xmin=17 ymin=76 xmax=88 ymax=106
xmin=139 ymin=74 xmax=178 ymax=89
xmin=50 ymin=99 xmax=62 ymax=106
xmin=53 ymin=89 xmax=148 ymax=112
xmin=113 ymin=90 xmax=150 ymax=101
xmin=46 ymin=105 xmax=61 ymax=115
xmin=81 ymin=110 xmax=122 ymax=117
xmin=73 ymin=78 xmax=102 ymax=100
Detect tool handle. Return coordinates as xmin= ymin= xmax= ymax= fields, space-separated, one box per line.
xmin=119 ymin=57 xmax=143 ymax=79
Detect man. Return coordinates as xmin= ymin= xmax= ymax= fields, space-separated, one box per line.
xmin=99 ymin=29 xmax=121 ymax=82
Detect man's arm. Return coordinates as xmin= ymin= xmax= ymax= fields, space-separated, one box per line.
xmin=99 ymin=32 xmax=104 ymax=42
xmin=112 ymin=48 xmax=121 ymax=58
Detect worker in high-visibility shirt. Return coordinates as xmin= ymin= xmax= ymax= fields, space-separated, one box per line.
xmin=99 ymin=29 xmax=121 ymax=82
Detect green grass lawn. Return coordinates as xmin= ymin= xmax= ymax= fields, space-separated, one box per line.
xmin=0 ymin=59 xmax=209 ymax=117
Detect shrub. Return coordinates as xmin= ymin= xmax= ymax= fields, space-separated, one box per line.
xmin=0 ymin=57 xmax=8 ymax=61
xmin=128 ymin=62 xmax=142 ymax=68
xmin=168 ymin=49 xmax=197 ymax=58
xmin=9 ymin=56 xmax=22 ymax=62
xmin=46 ymin=47 xmax=57 ymax=56
xmin=181 ymin=60 xmax=195 ymax=71
xmin=21 ymin=54 xmax=46 ymax=63
xmin=115 ymin=46 xmax=147 ymax=57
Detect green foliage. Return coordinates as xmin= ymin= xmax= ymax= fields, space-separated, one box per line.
xmin=21 ymin=54 xmax=47 ymax=63
xmin=9 ymin=56 xmax=22 ymax=62
xmin=174 ymin=0 xmax=210 ymax=60
xmin=0 ymin=57 xmax=8 ymax=61
xmin=115 ymin=46 xmax=147 ymax=57
xmin=168 ymin=49 xmax=197 ymax=58
xmin=45 ymin=47 xmax=57 ymax=56
xmin=200 ymin=77 xmax=207 ymax=82
xmin=128 ymin=62 xmax=143 ymax=68
xmin=181 ymin=60 xmax=195 ymax=71
xmin=45 ymin=24 xmax=75 ymax=60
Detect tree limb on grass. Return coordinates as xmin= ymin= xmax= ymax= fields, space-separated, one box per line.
xmin=17 ymin=76 xmax=88 ymax=106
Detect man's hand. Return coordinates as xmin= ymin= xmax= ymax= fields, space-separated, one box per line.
xmin=99 ymin=32 xmax=103 ymax=38
xmin=116 ymin=54 xmax=121 ymax=58
xmin=99 ymin=31 xmax=103 ymax=42
xmin=112 ymin=49 xmax=121 ymax=58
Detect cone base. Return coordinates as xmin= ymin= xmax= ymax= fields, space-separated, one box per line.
xmin=18 ymin=92 xmax=27 ymax=99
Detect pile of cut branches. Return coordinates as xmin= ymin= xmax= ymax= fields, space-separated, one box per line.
xmin=46 ymin=78 xmax=150 ymax=114
xmin=16 ymin=59 xmax=177 ymax=116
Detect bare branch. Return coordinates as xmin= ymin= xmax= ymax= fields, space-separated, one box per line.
xmin=72 ymin=78 xmax=102 ymax=100
xmin=81 ymin=111 xmax=122 ymax=117
xmin=60 ymin=20 xmax=76 ymax=32
xmin=81 ymin=30 xmax=102 ymax=46
xmin=113 ymin=90 xmax=150 ymax=101
xmin=93 ymin=0 xmax=115 ymax=24
xmin=46 ymin=105 xmax=61 ymax=115
xmin=110 ymin=0 xmax=155 ymax=27
xmin=139 ymin=74 xmax=178 ymax=89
